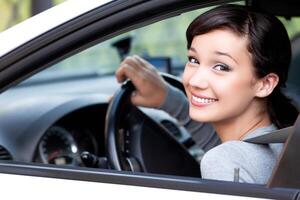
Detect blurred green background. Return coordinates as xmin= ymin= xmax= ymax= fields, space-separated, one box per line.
xmin=2 ymin=0 xmax=300 ymax=80
xmin=1 ymin=0 xmax=300 ymax=38
xmin=0 ymin=0 xmax=65 ymax=32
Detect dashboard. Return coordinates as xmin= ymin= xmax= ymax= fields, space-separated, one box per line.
xmin=0 ymin=76 xmax=192 ymax=168
xmin=34 ymin=104 xmax=107 ymax=166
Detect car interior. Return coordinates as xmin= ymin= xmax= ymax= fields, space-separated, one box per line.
xmin=1 ymin=0 xmax=300 ymax=197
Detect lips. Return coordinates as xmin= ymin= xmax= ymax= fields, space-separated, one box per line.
xmin=190 ymin=93 xmax=218 ymax=107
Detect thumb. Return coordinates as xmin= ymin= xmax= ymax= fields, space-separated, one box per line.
xmin=130 ymin=91 xmax=146 ymax=106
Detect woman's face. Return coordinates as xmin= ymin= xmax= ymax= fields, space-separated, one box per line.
xmin=182 ymin=29 xmax=262 ymax=123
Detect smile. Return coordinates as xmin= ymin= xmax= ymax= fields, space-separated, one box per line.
xmin=192 ymin=95 xmax=217 ymax=103
xmin=191 ymin=95 xmax=218 ymax=107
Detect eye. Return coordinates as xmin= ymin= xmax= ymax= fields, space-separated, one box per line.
xmin=188 ymin=56 xmax=199 ymax=64
xmin=213 ymin=64 xmax=231 ymax=72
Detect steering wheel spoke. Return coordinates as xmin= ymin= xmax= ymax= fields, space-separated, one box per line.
xmin=105 ymin=74 xmax=201 ymax=178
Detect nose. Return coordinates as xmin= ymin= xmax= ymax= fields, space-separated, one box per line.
xmin=189 ymin=67 xmax=209 ymax=89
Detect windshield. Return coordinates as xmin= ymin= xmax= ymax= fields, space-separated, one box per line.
xmin=19 ymin=9 xmax=207 ymax=86
xmin=20 ymin=10 xmax=300 ymax=87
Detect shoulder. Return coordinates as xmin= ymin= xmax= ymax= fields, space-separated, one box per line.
xmin=200 ymin=141 xmax=278 ymax=183
xmin=201 ymin=141 xmax=249 ymax=167
xmin=200 ymin=141 xmax=251 ymax=182
xmin=203 ymin=140 xmax=281 ymax=159
xmin=203 ymin=141 xmax=252 ymax=158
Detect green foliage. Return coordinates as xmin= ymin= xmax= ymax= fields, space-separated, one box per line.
xmin=50 ymin=5 xmax=300 ymax=75
xmin=280 ymin=17 xmax=300 ymax=39
xmin=0 ymin=0 xmax=65 ymax=32
xmin=2 ymin=0 xmax=300 ymax=76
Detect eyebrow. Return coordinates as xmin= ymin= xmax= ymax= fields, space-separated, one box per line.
xmin=189 ymin=47 xmax=197 ymax=53
xmin=189 ymin=47 xmax=238 ymax=64
xmin=214 ymin=51 xmax=238 ymax=64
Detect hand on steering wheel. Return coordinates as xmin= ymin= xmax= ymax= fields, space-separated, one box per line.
xmin=115 ymin=55 xmax=168 ymax=108
xmin=106 ymin=56 xmax=200 ymax=177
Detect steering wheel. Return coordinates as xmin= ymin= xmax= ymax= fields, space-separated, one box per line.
xmin=105 ymin=74 xmax=201 ymax=177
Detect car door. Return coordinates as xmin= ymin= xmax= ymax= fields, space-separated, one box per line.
xmin=0 ymin=0 xmax=299 ymax=199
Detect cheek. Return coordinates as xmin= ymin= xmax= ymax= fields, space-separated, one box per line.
xmin=217 ymin=76 xmax=256 ymax=105
xmin=182 ymin=65 xmax=194 ymax=92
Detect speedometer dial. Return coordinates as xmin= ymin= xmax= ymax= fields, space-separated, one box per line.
xmin=39 ymin=126 xmax=80 ymax=166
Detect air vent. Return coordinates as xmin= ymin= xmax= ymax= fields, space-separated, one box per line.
xmin=160 ymin=120 xmax=181 ymax=138
xmin=0 ymin=145 xmax=12 ymax=160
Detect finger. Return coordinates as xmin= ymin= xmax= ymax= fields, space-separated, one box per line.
xmin=134 ymin=56 xmax=164 ymax=80
xmin=121 ymin=57 xmax=151 ymax=83
xmin=115 ymin=64 xmax=136 ymax=83
xmin=134 ymin=55 xmax=149 ymax=66
xmin=115 ymin=65 xmax=127 ymax=83
xmin=131 ymin=55 xmax=159 ymax=78
xmin=133 ymin=55 xmax=160 ymax=75
xmin=132 ymin=55 xmax=147 ymax=68
xmin=117 ymin=64 xmax=146 ymax=90
xmin=131 ymin=91 xmax=147 ymax=107
xmin=107 ymin=95 xmax=113 ymax=103
xmin=122 ymin=56 xmax=143 ymax=71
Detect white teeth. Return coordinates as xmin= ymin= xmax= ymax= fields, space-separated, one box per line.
xmin=192 ymin=96 xmax=216 ymax=104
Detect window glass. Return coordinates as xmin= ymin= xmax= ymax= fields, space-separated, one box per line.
xmin=24 ymin=7 xmax=213 ymax=85
xmin=280 ymin=17 xmax=300 ymax=39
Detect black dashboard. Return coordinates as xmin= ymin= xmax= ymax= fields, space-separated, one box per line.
xmin=0 ymin=91 xmax=109 ymax=164
xmin=0 ymin=76 xmax=192 ymax=168
xmin=34 ymin=103 xmax=108 ymax=166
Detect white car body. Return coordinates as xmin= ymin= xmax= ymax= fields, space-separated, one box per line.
xmin=0 ymin=173 xmax=267 ymax=200
xmin=0 ymin=0 xmax=298 ymax=199
xmin=0 ymin=0 xmax=111 ymax=57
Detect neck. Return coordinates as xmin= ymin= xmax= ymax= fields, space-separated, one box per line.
xmin=213 ymin=101 xmax=272 ymax=142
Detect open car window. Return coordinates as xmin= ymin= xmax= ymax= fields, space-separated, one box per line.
xmin=1 ymin=1 xmax=300 ymax=199
xmin=20 ymin=8 xmax=211 ymax=86
xmin=1 ymin=4 xmax=220 ymax=169
xmin=1 ymin=0 xmax=300 ymax=177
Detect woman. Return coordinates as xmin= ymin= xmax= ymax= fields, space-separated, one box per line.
xmin=115 ymin=4 xmax=298 ymax=184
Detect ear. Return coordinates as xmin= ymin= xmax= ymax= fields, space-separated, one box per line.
xmin=255 ymin=73 xmax=279 ymax=98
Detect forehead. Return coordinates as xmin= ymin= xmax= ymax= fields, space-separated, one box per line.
xmin=191 ymin=29 xmax=249 ymax=53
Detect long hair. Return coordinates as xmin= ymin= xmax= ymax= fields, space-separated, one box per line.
xmin=186 ymin=4 xmax=298 ymax=128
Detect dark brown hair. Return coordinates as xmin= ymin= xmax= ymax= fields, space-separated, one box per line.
xmin=186 ymin=4 xmax=298 ymax=128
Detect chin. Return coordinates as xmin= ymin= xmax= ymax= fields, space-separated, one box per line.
xmin=189 ymin=110 xmax=212 ymax=123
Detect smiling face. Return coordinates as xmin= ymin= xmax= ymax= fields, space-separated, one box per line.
xmin=183 ymin=29 xmax=263 ymax=124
